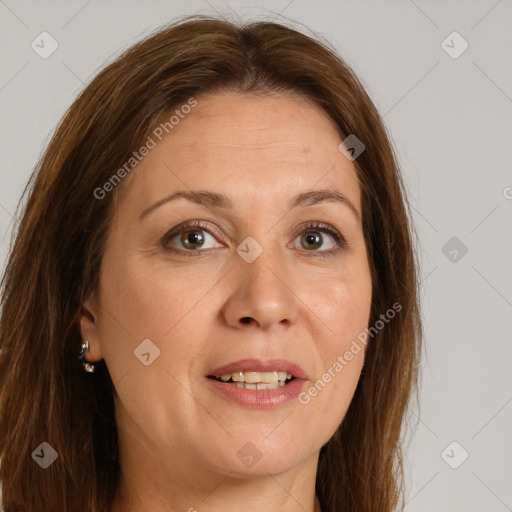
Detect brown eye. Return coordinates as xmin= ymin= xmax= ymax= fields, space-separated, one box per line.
xmin=179 ymin=230 xmax=205 ymax=250
xmin=162 ymin=221 xmax=224 ymax=256
xmin=291 ymin=222 xmax=346 ymax=257
xmin=295 ymin=228 xmax=339 ymax=252
xmin=301 ymin=231 xmax=323 ymax=250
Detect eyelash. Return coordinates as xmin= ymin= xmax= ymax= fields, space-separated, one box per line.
xmin=161 ymin=220 xmax=346 ymax=258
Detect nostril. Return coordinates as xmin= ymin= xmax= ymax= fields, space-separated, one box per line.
xmin=240 ymin=317 xmax=252 ymax=324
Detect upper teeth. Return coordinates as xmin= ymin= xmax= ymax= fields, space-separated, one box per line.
xmin=220 ymin=371 xmax=292 ymax=383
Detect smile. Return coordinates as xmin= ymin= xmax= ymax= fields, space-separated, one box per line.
xmin=208 ymin=370 xmax=294 ymax=389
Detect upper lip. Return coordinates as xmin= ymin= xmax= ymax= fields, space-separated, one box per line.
xmin=207 ymin=358 xmax=308 ymax=380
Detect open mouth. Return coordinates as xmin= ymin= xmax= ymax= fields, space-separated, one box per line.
xmin=207 ymin=371 xmax=296 ymax=390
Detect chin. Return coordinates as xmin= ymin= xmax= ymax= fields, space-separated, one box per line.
xmin=205 ymin=432 xmax=316 ymax=476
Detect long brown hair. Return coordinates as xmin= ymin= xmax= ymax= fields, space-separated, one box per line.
xmin=0 ymin=14 xmax=422 ymax=512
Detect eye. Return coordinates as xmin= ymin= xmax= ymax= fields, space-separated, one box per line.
xmin=291 ymin=222 xmax=345 ymax=257
xmin=162 ymin=221 xmax=223 ymax=256
xmin=161 ymin=220 xmax=346 ymax=258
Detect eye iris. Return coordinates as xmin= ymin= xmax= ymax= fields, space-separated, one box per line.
xmin=302 ymin=232 xmax=322 ymax=250
xmin=181 ymin=230 xmax=204 ymax=249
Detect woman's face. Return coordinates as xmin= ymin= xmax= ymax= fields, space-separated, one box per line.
xmin=83 ymin=91 xmax=372 ymax=484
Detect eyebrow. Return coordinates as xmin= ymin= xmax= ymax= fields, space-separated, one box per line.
xmin=139 ymin=187 xmax=361 ymax=221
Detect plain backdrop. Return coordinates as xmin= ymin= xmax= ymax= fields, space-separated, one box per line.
xmin=1 ymin=1 xmax=511 ymax=510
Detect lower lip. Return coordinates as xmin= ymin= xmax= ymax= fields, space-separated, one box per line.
xmin=206 ymin=377 xmax=307 ymax=409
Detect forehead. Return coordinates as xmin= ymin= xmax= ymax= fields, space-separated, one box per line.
xmin=118 ymin=92 xmax=361 ymax=214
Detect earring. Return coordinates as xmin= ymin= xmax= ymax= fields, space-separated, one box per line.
xmin=78 ymin=341 xmax=95 ymax=373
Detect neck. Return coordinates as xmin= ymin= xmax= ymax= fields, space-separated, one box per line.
xmin=112 ymin=474 xmax=323 ymax=512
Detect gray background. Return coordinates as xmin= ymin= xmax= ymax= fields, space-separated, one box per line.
xmin=1 ymin=1 xmax=511 ymax=510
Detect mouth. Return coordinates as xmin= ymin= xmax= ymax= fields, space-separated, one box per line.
xmin=205 ymin=365 xmax=307 ymax=409
xmin=205 ymin=358 xmax=307 ymax=408
xmin=207 ymin=358 xmax=307 ymax=382
xmin=207 ymin=371 xmax=296 ymax=390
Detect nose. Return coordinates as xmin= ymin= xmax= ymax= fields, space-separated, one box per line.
xmin=222 ymin=248 xmax=299 ymax=331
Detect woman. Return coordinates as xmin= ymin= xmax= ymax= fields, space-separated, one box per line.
xmin=0 ymin=15 xmax=422 ymax=512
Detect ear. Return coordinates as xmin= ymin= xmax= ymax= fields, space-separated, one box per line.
xmin=78 ymin=293 xmax=104 ymax=362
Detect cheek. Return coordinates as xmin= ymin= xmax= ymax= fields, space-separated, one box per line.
xmin=297 ymin=350 xmax=364 ymax=445
xmin=95 ymin=253 xmax=213 ymax=388
xmin=296 ymin=268 xmax=371 ymax=423
xmin=95 ymin=257 xmax=218 ymax=442
xmin=297 ymin=283 xmax=370 ymax=434
xmin=99 ymin=250 xmax=221 ymax=337
xmin=305 ymin=266 xmax=372 ymax=351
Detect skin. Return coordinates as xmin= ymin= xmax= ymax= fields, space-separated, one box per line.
xmin=80 ymin=91 xmax=373 ymax=512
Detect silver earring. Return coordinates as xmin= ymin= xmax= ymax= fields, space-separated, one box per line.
xmin=78 ymin=341 xmax=95 ymax=373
